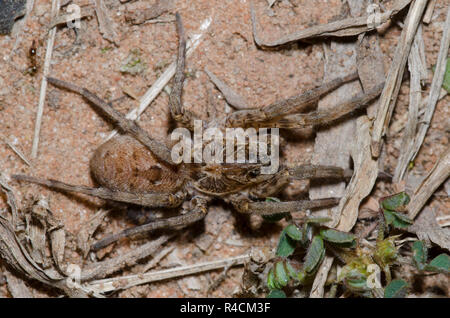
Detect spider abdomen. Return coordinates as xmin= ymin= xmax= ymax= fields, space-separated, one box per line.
xmin=90 ymin=135 xmax=182 ymax=193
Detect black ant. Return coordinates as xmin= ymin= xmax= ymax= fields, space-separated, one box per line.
xmin=25 ymin=40 xmax=38 ymax=76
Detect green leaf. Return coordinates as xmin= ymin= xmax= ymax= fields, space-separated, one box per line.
xmin=274 ymin=261 xmax=289 ymax=287
xmin=284 ymin=260 xmax=298 ymax=281
xmin=383 ymin=210 xmax=413 ymax=229
xmin=262 ymin=213 xmax=288 ymax=222
xmin=344 ymin=271 xmax=370 ymax=292
xmin=381 ymin=192 xmax=410 ymax=211
xmin=383 ymin=210 xmax=396 ymax=225
xmin=432 ymin=58 xmax=450 ymax=93
xmin=412 ymin=241 xmax=428 ymax=271
xmin=425 ymin=254 xmax=450 ymax=274
xmin=262 ymin=197 xmax=288 ymax=222
xmin=267 ymin=268 xmax=281 ymax=290
xmin=267 ymin=289 xmax=286 ymax=298
xmin=391 ymin=211 xmax=413 ymax=229
xmin=384 ymin=279 xmax=408 ymax=298
xmin=267 ymin=268 xmax=275 ymax=290
xmin=285 ymin=224 xmax=303 ymax=241
xmin=304 ymin=236 xmax=325 ymax=273
xmin=297 ymin=270 xmax=306 ymax=284
xmin=320 ymin=228 xmax=356 ymax=244
xmin=276 ymin=229 xmax=297 ymax=257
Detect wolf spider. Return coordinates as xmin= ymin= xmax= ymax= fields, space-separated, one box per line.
xmin=13 ymin=14 xmax=383 ymax=252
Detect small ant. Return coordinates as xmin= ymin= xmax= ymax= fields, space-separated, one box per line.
xmin=25 ymin=40 xmax=38 ymax=76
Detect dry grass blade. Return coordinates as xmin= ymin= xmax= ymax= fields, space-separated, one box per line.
xmin=404 ymin=7 xmax=450 ymax=166
xmin=1 ymin=134 xmax=32 ymax=167
xmin=86 ymin=254 xmax=250 ymax=294
xmin=370 ymin=0 xmax=428 ymax=158
xmin=408 ymin=146 xmax=450 ymax=219
xmin=31 ymin=0 xmax=60 ymax=159
xmin=423 ymin=0 xmax=437 ymax=24
xmin=142 ymin=246 xmax=174 ymax=272
xmin=336 ymin=117 xmax=379 ymax=231
xmin=105 ymin=16 xmax=212 ymax=141
xmin=393 ymin=24 xmax=427 ymax=182
xmin=251 ymin=0 xmax=412 ymax=48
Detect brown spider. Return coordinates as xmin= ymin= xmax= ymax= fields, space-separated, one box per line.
xmin=13 ymin=14 xmax=383 ymax=252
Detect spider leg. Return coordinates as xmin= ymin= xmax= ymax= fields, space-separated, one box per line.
xmin=205 ymin=67 xmax=250 ymax=110
xmin=13 ymin=174 xmax=185 ymax=208
xmin=168 ymin=13 xmax=198 ymax=130
xmin=91 ymin=196 xmax=209 ymax=251
xmin=232 ymin=197 xmax=339 ymax=215
xmin=46 ymin=77 xmax=174 ymax=165
xmin=225 ymin=72 xmax=359 ymax=127
xmin=287 ymin=164 xmax=353 ymax=180
xmin=264 ymin=83 xmax=383 ymax=129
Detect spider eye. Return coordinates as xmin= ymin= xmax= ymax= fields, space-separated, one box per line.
xmin=248 ymin=168 xmax=260 ymax=178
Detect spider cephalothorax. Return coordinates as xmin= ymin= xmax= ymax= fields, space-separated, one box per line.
xmin=13 ymin=13 xmax=382 ymax=252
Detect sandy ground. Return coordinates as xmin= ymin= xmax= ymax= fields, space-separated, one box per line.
xmin=0 ymin=0 xmax=448 ymax=297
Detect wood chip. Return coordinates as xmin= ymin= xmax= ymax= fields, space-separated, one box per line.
xmin=76 ymin=209 xmax=109 ymax=258
xmin=125 ymin=0 xmax=172 ymax=25
xmin=4 ymin=270 xmax=33 ymax=298
xmin=408 ymin=207 xmax=450 ymax=251
xmin=93 ymin=0 xmax=119 ymax=46
xmin=0 ymin=173 xmax=19 ymax=228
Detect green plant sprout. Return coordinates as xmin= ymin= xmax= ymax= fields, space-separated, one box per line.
xmin=264 ymin=192 xmax=449 ymax=298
